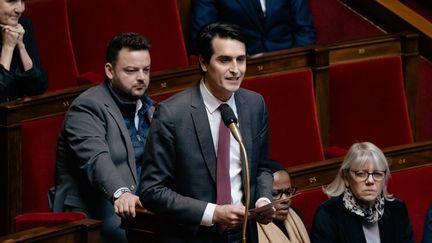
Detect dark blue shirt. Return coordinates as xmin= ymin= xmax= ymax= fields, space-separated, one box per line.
xmin=107 ymin=84 xmax=154 ymax=185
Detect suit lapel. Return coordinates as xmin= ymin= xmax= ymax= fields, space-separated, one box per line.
xmin=341 ymin=209 xmax=369 ymax=243
xmin=190 ymin=85 xmax=218 ymax=183
xmin=235 ymin=91 xmax=252 ymax=177
xmin=236 ymin=0 xmax=265 ymax=33
xmin=378 ymin=205 xmax=393 ymax=242
xmin=102 ymin=83 xmax=138 ymax=183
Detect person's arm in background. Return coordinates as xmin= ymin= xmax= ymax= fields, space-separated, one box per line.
xmin=64 ymin=96 xmax=139 ymax=217
xmin=290 ymin=0 xmax=316 ymax=47
xmin=252 ymin=95 xmax=274 ymax=224
xmin=15 ymin=17 xmax=47 ymax=97
xmin=190 ymin=0 xmax=219 ymax=54
xmin=423 ymin=205 xmax=432 ymax=243
xmin=0 ymin=22 xmax=18 ymax=102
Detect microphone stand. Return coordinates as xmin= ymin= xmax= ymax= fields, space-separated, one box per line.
xmin=239 ymin=140 xmax=250 ymax=243
xmin=228 ymin=123 xmax=249 ymax=243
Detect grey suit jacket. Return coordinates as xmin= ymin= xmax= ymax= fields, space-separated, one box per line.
xmin=139 ymin=83 xmax=273 ymax=242
xmin=53 ymin=82 xmax=142 ymax=241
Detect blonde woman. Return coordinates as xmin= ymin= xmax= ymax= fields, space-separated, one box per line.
xmin=311 ymin=142 xmax=414 ymax=243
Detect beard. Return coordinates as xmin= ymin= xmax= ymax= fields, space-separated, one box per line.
xmin=111 ymin=81 xmax=146 ymax=102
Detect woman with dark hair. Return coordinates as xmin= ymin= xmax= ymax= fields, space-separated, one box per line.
xmin=257 ymin=160 xmax=310 ymax=243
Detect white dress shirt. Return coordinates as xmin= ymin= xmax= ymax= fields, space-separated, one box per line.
xmin=199 ymin=80 xmax=243 ymax=226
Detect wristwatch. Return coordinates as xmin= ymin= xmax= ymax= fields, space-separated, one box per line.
xmin=113 ymin=187 xmax=131 ymax=201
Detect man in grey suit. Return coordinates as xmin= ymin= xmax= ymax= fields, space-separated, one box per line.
xmin=139 ymin=22 xmax=274 ymax=242
xmin=52 ymin=32 xmax=154 ymax=243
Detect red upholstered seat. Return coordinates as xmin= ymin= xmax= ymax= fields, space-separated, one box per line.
xmin=308 ymin=0 xmax=384 ymax=44
xmin=241 ymin=69 xmax=325 ymax=167
xmin=15 ymin=212 xmax=86 ymax=232
xmin=21 ymin=115 xmax=64 ymax=213
xmin=388 ymin=164 xmax=432 ymax=243
xmin=24 ymin=0 xmax=79 ymax=92
xmin=418 ymin=57 xmax=432 ymax=141
xmin=328 ymin=56 xmax=413 ymax=151
xmin=15 ymin=115 xmax=86 ymax=232
xmin=291 ymin=187 xmax=328 ymax=232
xmin=67 ymin=0 xmax=189 ymax=79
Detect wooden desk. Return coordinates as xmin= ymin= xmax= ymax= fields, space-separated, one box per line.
xmin=0 ymin=218 xmax=100 ymax=243
xmin=0 ymin=32 xmax=420 ymax=235
xmin=343 ymin=0 xmax=432 ymax=60
xmin=122 ymin=141 xmax=432 ymax=239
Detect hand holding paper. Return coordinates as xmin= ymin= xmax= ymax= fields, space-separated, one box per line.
xmin=248 ymin=193 xmax=301 ymax=222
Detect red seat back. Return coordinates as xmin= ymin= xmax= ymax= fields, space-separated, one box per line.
xmin=291 ymin=187 xmax=328 ymax=232
xmin=67 ymin=0 xmax=189 ymax=77
xmin=242 ymin=69 xmax=325 ymax=167
xmin=418 ymin=57 xmax=432 ymax=141
xmin=328 ymin=56 xmax=413 ymax=149
xmin=388 ymin=164 xmax=432 ymax=243
xmin=21 ymin=115 xmax=64 ymax=213
xmin=24 ymin=0 xmax=78 ymax=92
xmin=308 ymin=0 xmax=384 ymax=44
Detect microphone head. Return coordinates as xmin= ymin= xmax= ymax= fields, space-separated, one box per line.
xmin=220 ymin=105 xmax=238 ymax=127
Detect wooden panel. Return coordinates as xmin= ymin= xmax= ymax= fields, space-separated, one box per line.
xmin=329 ymin=38 xmax=401 ymax=63
xmin=0 ymin=219 xmax=100 ymax=243
xmin=123 ymin=208 xmax=157 ymax=243
xmin=123 ymin=141 xmax=432 ymax=239
xmin=288 ymin=140 xmax=432 ymax=190
xmin=0 ymin=32 xmax=420 ymax=236
xmin=0 ymin=126 xmax=21 ymax=235
xmin=342 ymin=0 xmax=432 ymax=60
xmin=246 ymin=47 xmax=315 ymax=76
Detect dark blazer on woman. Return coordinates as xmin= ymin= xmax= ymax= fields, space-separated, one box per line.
xmin=0 ymin=16 xmax=47 ymax=103
xmin=139 ymin=83 xmax=273 ymax=242
xmin=311 ymin=196 xmax=414 ymax=243
xmin=191 ymin=0 xmax=316 ymax=55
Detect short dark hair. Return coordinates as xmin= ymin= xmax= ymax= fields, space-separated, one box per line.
xmin=106 ymin=32 xmax=150 ymax=65
xmin=268 ymin=160 xmax=286 ymax=174
xmin=197 ymin=22 xmax=246 ymax=65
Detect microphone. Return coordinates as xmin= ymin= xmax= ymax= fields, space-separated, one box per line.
xmin=219 ymin=105 xmax=249 ymax=243
xmin=220 ymin=106 xmax=243 ymax=144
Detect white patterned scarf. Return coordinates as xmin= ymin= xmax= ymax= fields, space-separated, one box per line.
xmin=343 ymin=187 xmax=385 ymax=223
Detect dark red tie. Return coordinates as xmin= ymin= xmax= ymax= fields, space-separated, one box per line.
xmin=216 ymin=104 xmax=231 ymax=205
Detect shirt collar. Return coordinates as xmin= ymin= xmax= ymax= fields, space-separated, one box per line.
xmin=106 ymin=81 xmax=155 ymax=117
xmin=199 ymin=79 xmax=236 ymax=114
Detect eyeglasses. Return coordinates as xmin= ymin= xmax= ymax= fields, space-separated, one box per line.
xmin=271 ymin=187 xmax=297 ymax=199
xmin=350 ymin=170 xmax=386 ymax=182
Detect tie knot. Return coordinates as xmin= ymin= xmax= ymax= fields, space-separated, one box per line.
xmin=218 ymin=103 xmax=229 ymax=112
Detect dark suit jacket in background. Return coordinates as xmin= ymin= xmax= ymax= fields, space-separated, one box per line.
xmin=424 ymin=204 xmax=432 ymax=243
xmin=139 ymin=83 xmax=273 ymax=242
xmin=190 ymin=0 xmax=316 ymax=55
xmin=311 ymin=196 xmax=415 ymax=243
xmin=53 ymin=82 xmax=141 ymax=242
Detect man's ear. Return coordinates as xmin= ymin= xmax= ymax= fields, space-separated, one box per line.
xmin=105 ymin=63 xmax=114 ymax=80
xmin=198 ymin=55 xmax=208 ymax=72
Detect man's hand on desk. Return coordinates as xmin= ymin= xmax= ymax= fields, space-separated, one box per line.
xmin=114 ymin=192 xmax=143 ymax=219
